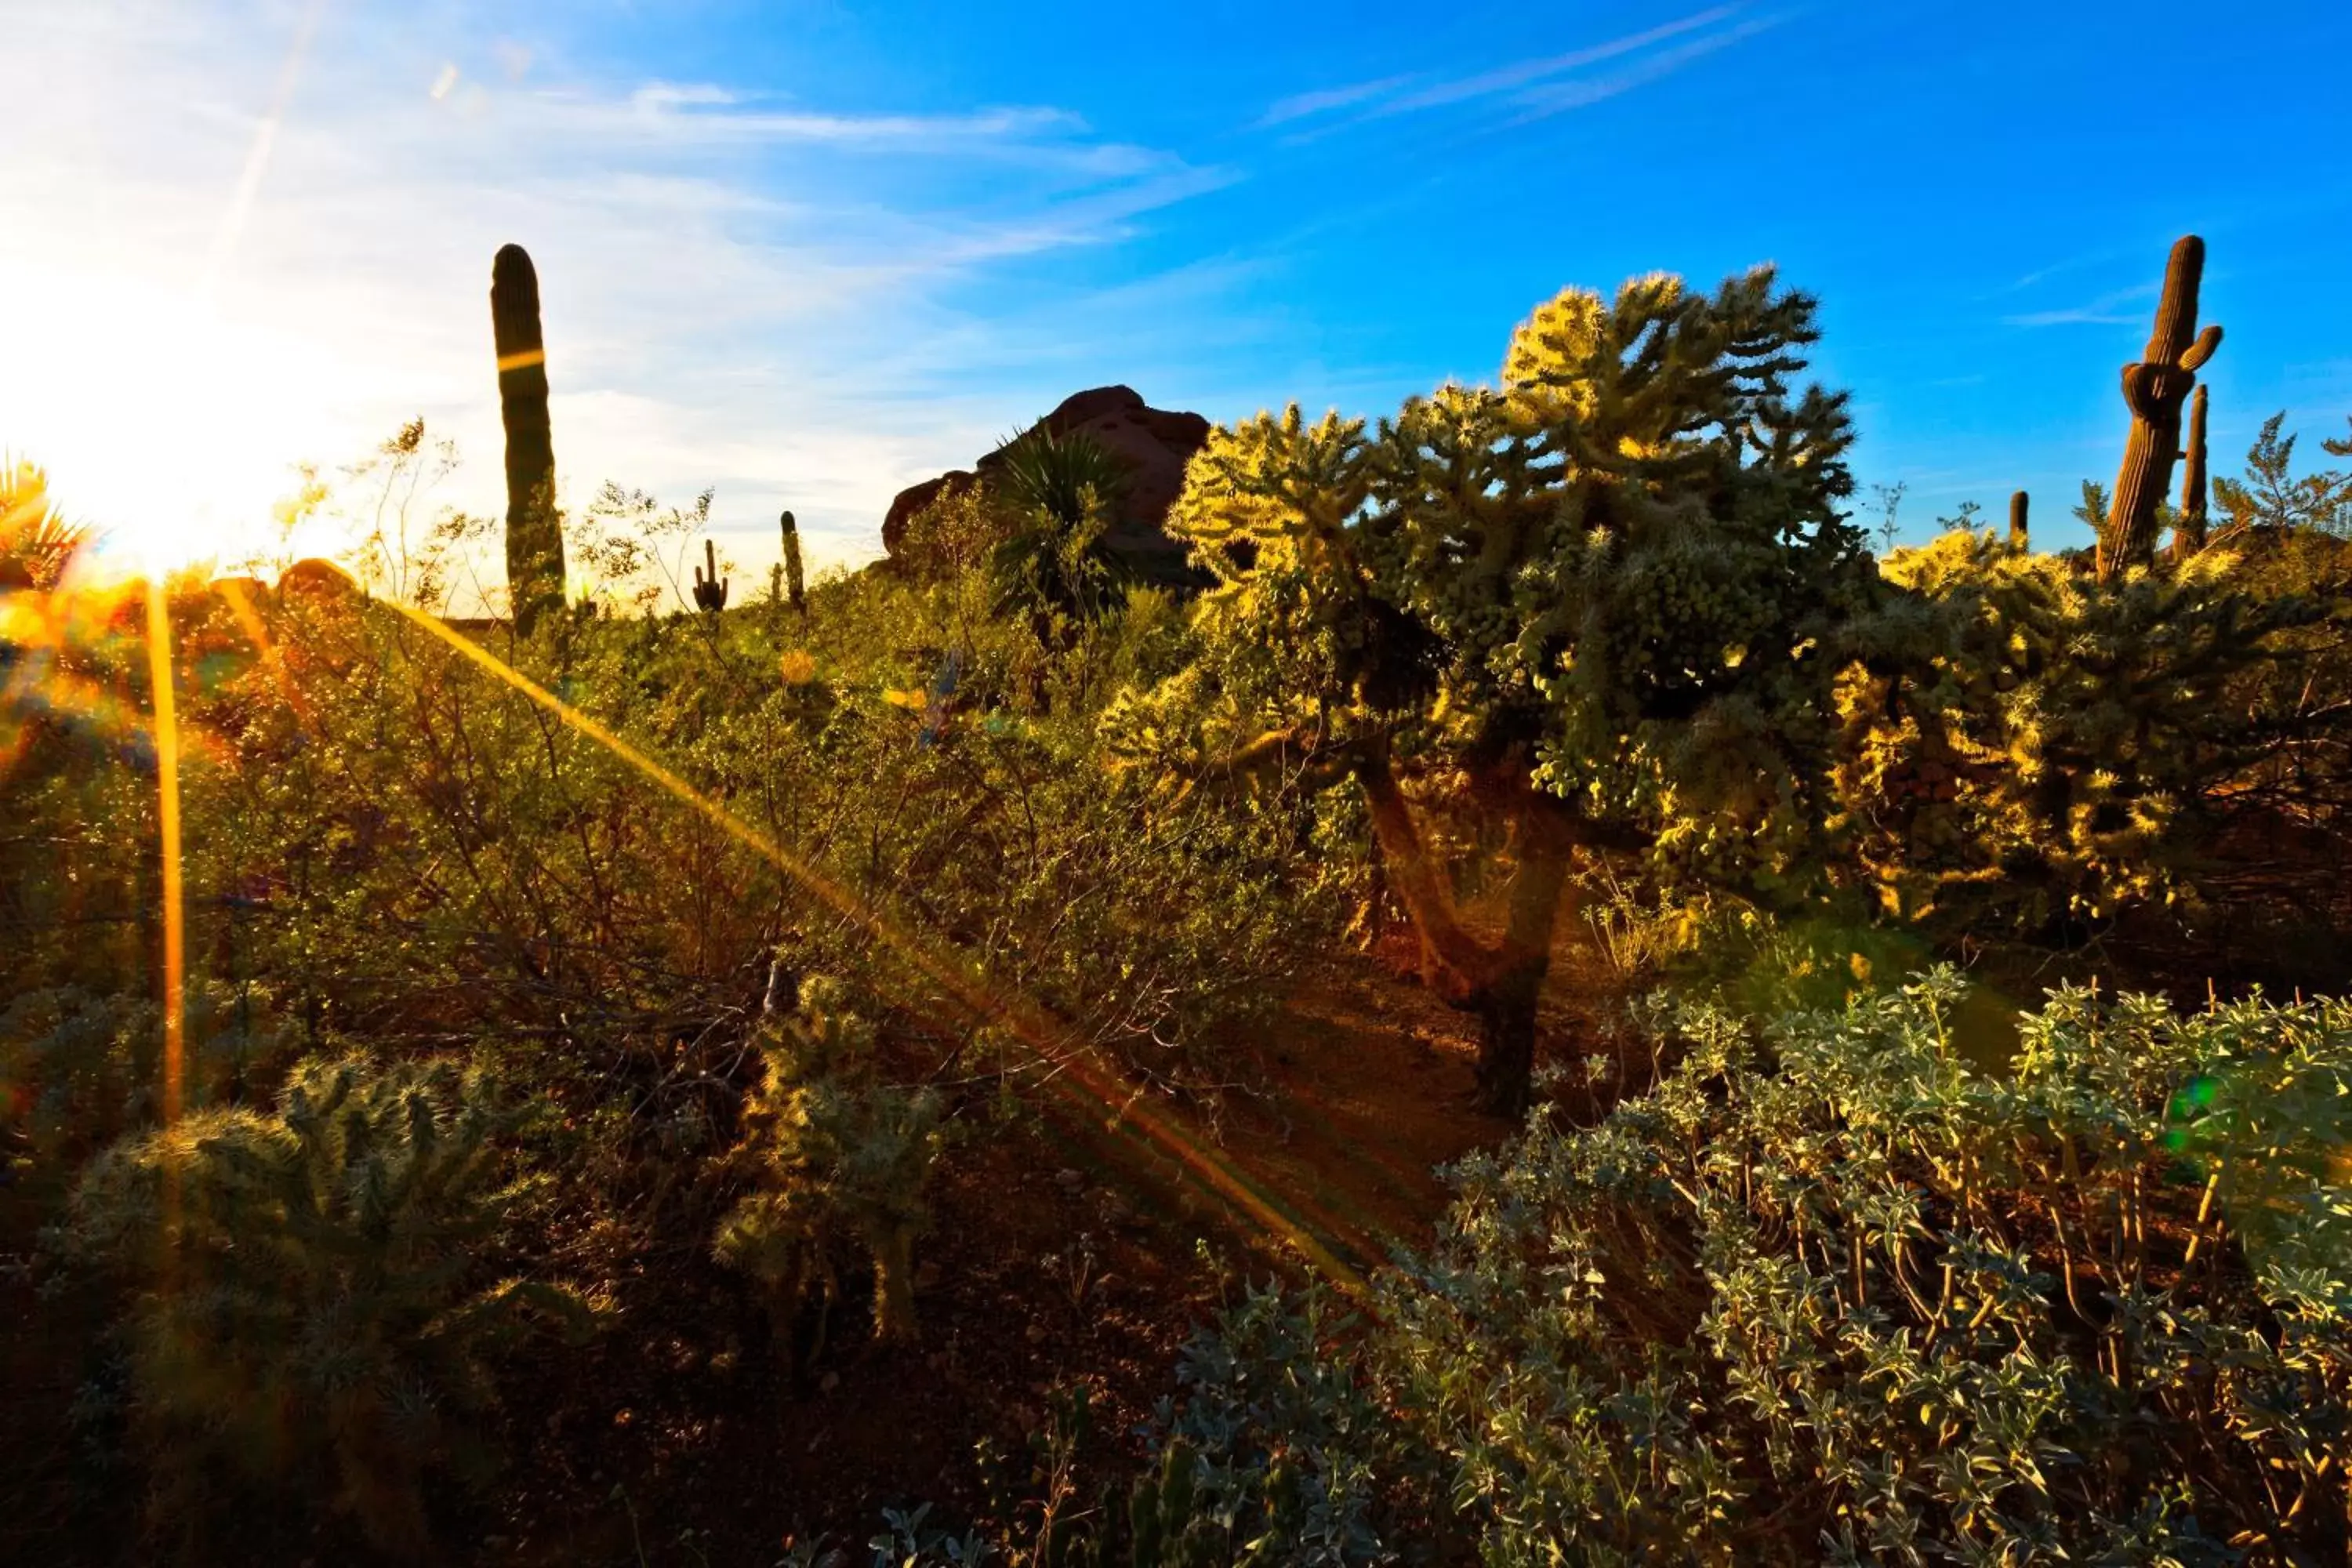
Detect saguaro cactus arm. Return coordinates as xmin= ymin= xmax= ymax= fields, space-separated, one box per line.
xmin=2102 ymin=235 xmax=2223 ymax=580
xmin=492 ymin=245 xmax=566 ymax=634
xmin=2174 ymin=383 xmax=2210 ymax=556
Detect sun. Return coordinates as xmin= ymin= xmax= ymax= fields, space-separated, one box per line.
xmin=0 ymin=260 xmax=354 ymax=579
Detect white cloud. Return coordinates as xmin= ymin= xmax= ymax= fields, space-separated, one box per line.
xmin=0 ymin=0 xmax=1238 ymax=601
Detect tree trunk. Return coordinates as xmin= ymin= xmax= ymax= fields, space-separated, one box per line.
xmin=1354 ymin=745 xmax=1576 ymax=1120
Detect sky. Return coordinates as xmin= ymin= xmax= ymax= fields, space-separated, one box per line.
xmin=4 ymin=0 xmax=2350 ymax=595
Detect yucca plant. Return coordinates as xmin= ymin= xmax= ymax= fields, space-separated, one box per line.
xmin=63 ymin=1054 xmax=597 ymax=1556
xmin=0 ymin=458 xmax=89 ymax=590
xmin=987 ymin=425 xmax=1133 ymax=630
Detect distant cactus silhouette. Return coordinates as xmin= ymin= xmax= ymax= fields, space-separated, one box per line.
xmin=693 ymin=539 xmax=728 ymax=612
xmin=781 ymin=509 xmax=807 ymax=616
xmin=2102 ymin=235 xmax=2223 ymax=580
xmin=2175 ymin=383 xmax=2210 ymax=556
xmin=2009 ymin=489 xmax=2029 ymax=551
xmin=491 ymin=245 xmax=566 ymax=634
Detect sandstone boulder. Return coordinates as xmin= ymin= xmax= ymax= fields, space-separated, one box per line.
xmin=882 ymin=386 xmax=1212 ymax=586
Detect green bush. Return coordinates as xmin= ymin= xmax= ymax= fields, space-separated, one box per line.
xmin=1149 ymin=976 xmax=2352 ymax=1564
xmin=1370 ymin=972 xmax=2352 ymax=1563
xmin=63 ymin=1054 xmax=597 ymax=1555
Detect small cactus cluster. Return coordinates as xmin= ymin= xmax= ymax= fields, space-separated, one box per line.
xmin=693 ymin=539 xmax=728 ymax=612
xmin=2100 ymin=235 xmax=2223 ymax=579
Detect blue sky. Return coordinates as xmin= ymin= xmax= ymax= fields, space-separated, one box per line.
xmin=5 ymin=0 xmax=2350 ymax=583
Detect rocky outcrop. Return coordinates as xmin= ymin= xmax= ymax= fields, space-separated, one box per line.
xmin=882 ymin=386 xmax=1212 ymax=586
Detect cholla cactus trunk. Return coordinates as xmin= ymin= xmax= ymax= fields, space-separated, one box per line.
xmin=2009 ymin=490 xmax=2030 ymax=551
xmin=492 ymin=245 xmax=565 ymax=635
xmin=870 ymin=1221 xmax=919 ymax=1342
xmin=2102 ymin=236 xmax=2223 ymax=580
xmin=781 ymin=510 xmax=806 ymax=616
xmin=2175 ymin=383 xmax=2210 ymax=555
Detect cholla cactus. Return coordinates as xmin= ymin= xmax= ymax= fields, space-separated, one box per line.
xmin=1152 ymin=265 xmax=1874 ymax=1116
xmin=692 ymin=538 xmax=728 ymax=612
xmin=64 ymin=1055 xmax=597 ymax=1555
xmin=2102 ymin=235 xmax=2223 ymax=580
xmin=714 ymin=976 xmax=943 ymax=1361
xmin=1835 ymin=527 xmax=2319 ymax=930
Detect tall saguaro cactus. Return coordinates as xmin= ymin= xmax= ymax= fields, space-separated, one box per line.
xmin=780 ymin=510 xmax=806 ymax=617
xmin=2100 ymin=235 xmax=2223 ymax=581
xmin=492 ymin=245 xmax=566 ymax=635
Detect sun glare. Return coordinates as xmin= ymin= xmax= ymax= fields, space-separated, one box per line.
xmin=0 ymin=260 xmax=352 ymax=579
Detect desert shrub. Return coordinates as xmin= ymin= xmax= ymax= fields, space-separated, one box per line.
xmin=62 ymin=1054 xmax=597 ymax=1555
xmin=1358 ymin=972 xmax=2352 ymax=1563
xmin=1150 ymin=1283 xmax=1398 ymax=1565
xmin=714 ymin=975 xmax=945 ymax=1356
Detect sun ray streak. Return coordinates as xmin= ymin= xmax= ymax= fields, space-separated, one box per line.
xmin=143 ymin=577 xmax=185 ymax=1131
xmin=143 ymin=574 xmax=187 ymax=1287
xmin=368 ymin=592 xmax=1366 ymax=1291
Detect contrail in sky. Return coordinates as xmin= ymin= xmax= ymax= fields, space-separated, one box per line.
xmin=198 ymin=0 xmax=328 ymax=303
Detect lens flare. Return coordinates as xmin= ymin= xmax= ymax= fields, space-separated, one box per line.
xmin=359 ymin=586 xmax=1368 ymax=1291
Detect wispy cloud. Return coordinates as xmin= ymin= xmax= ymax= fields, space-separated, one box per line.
xmin=1504 ymin=16 xmax=1780 ymax=122
xmin=607 ymin=85 xmax=1087 ymax=147
xmin=2002 ymin=281 xmax=2158 ymax=328
xmin=1258 ymin=74 xmax=1414 ymax=128
xmin=1255 ymin=5 xmax=1765 ymax=132
xmin=1385 ymin=5 xmax=1741 ymax=114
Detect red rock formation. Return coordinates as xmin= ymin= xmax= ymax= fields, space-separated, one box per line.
xmin=882 ymin=386 xmax=1212 ymax=586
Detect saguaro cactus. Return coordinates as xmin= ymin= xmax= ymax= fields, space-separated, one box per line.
xmin=780 ymin=510 xmax=806 ymax=616
xmin=2174 ymin=383 xmax=2210 ymax=556
xmin=492 ymin=245 xmax=566 ymax=634
xmin=2008 ymin=490 xmax=2030 ymax=551
xmin=692 ymin=539 xmax=728 ymax=612
xmin=2101 ymin=235 xmax=2223 ymax=581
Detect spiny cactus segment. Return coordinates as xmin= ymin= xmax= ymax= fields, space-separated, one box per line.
xmin=2102 ymin=235 xmax=2223 ymax=579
